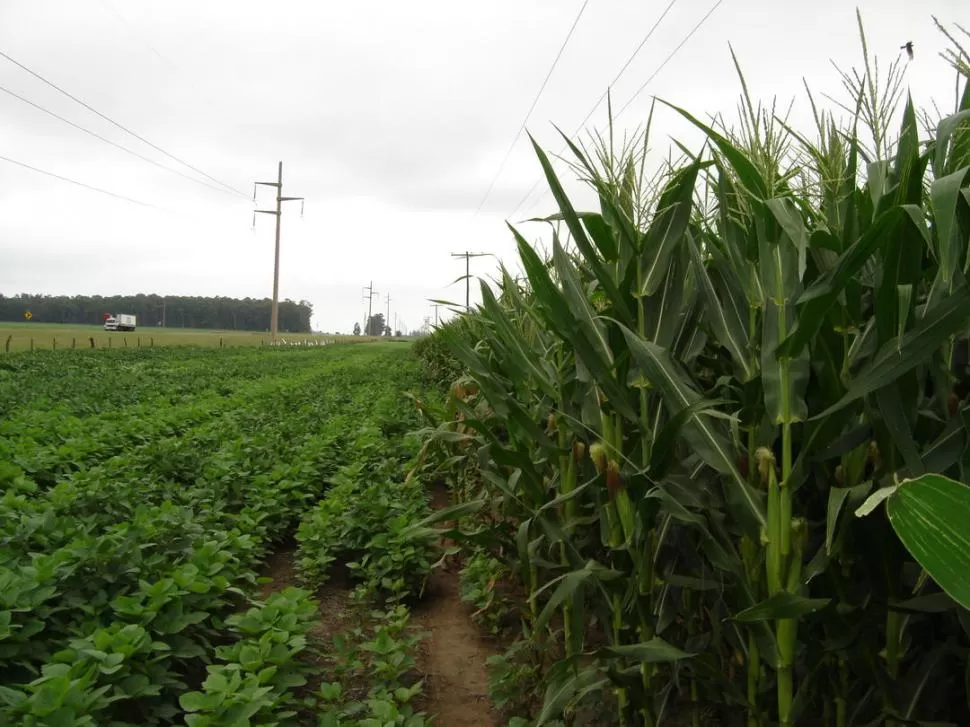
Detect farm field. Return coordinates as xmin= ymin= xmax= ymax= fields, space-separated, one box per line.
xmin=401 ymin=30 xmax=970 ymax=727
xmin=0 ymin=322 xmax=387 ymax=352
xmin=0 ymin=343 xmax=492 ymax=726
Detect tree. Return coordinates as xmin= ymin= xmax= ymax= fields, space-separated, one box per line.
xmin=353 ymin=322 xmax=361 ymax=336
xmin=365 ymin=313 xmax=385 ymax=337
xmin=0 ymin=293 xmax=313 ymax=332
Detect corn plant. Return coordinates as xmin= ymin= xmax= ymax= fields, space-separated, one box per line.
xmin=412 ymin=17 xmax=970 ymax=727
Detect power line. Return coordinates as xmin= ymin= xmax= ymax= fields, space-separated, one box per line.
xmin=0 ymin=153 xmax=157 ymax=208
xmin=508 ymin=0 xmax=723 ymax=221
xmin=98 ymin=0 xmax=179 ymax=72
xmin=0 ymin=83 xmax=242 ymax=200
xmin=571 ymin=0 xmax=680 ymax=139
xmin=0 ymin=48 xmax=251 ymax=200
xmin=504 ymin=0 xmax=680 ymax=221
xmin=472 ymin=0 xmax=591 ymax=217
xmin=615 ymin=0 xmax=724 ymax=119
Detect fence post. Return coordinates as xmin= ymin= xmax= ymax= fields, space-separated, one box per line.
xmin=137 ymin=337 xmax=141 ymax=347
xmin=89 ymin=337 xmax=95 ymax=348
xmin=220 ymin=337 xmax=223 ymax=348
xmin=151 ymin=337 xmax=154 ymax=347
xmin=72 ymin=337 xmax=76 ymax=349
xmin=4 ymin=335 xmax=11 ymax=353
xmin=52 ymin=338 xmax=56 ymax=351
xmin=124 ymin=337 xmax=127 ymax=348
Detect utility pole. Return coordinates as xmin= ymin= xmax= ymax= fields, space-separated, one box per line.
xmin=254 ymin=161 xmax=304 ymax=340
xmin=385 ymin=293 xmax=391 ymax=336
xmin=450 ymin=251 xmax=489 ymax=311
xmin=362 ymin=281 xmax=379 ymax=335
xmin=430 ymin=303 xmax=443 ymax=327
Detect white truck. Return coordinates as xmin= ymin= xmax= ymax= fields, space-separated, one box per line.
xmin=104 ymin=313 xmax=137 ymax=332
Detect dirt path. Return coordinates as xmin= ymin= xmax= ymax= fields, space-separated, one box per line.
xmin=410 ymin=483 xmax=497 ymax=727
xmin=257 ymin=547 xmax=352 ymax=643
xmin=256 ymin=485 xmax=497 ymax=727
xmin=258 ymin=548 xmax=299 ymax=598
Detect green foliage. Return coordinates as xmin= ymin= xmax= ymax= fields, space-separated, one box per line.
xmin=459 ymin=550 xmax=515 ymax=636
xmin=863 ymin=473 xmax=970 ymax=610
xmin=486 ymin=639 xmax=543 ymax=720
xmin=316 ymin=606 xmax=430 ymax=727
xmin=365 ymin=313 xmax=388 ymax=337
xmin=179 ymin=587 xmax=318 ymax=726
xmin=296 ymin=426 xmax=434 ymax=602
xmin=414 ymin=20 xmax=970 ymax=727
xmin=412 ymin=323 xmax=466 ymax=391
xmin=0 ymin=343 xmax=426 ymax=725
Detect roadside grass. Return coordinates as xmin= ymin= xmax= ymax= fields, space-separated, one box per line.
xmin=0 ymin=322 xmax=402 ymax=352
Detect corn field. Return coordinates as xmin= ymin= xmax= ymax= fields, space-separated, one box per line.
xmin=412 ymin=18 xmax=970 ymax=727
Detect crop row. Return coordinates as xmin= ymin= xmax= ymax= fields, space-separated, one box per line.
xmin=0 ymin=346 xmax=339 ymax=416
xmin=0 ymin=344 xmax=430 ymax=725
xmin=411 ymin=23 xmax=970 ymax=727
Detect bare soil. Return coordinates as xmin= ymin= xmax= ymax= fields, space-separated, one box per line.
xmin=257 ymin=547 xmax=354 ymax=645
xmin=410 ymin=481 xmax=498 ymax=726
xmin=256 ymin=481 xmax=498 ymax=727
xmin=258 ymin=548 xmax=300 ymax=598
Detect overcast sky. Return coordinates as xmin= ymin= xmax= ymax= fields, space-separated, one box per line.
xmin=1 ymin=1 xmax=966 ymax=333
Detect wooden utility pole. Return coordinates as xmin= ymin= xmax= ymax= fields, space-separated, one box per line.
xmin=450 ymin=251 xmax=489 ymax=311
xmin=385 ymin=293 xmax=392 ymax=336
xmin=362 ymin=281 xmax=379 ymax=335
xmin=430 ymin=303 xmax=443 ymax=327
xmin=254 ymin=161 xmax=304 ymax=340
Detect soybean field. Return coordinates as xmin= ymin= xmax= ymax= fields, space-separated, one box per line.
xmin=0 ymin=344 xmax=481 ymax=726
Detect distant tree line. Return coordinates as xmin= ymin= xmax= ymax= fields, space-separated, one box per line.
xmin=0 ymin=294 xmax=314 ymax=333
xmin=355 ymin=313 xmax=421 ymax=337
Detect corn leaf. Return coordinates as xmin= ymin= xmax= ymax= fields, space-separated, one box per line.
xmin=528 ymin=134 xmax=632 ymax=323
xmin=618 ymin=325 xmax=766 ymax=534
xmin=659 ymin=100 xmax=769 ymax=199
xmin=778 ymin=206 xmax=908 ymax=358
xmin=640 ymin=160 xmax=704 ymax=297
xmin=687 ymin=234 xmax=754 ymax=381
xmin=535 ymin=665 xmax=608 ymax=726
xmin=732 ymin=592 xmax=831 ymax=622
xmin=930 ymin=167 xmax=970 ymax=286
xmin=935 ymin=109 xmax=970 ymax=178
xmin=597 ymin=637 xmax=695 ymax=663
xmin=535 ymin=561 xmax=622 ymax=631
xmin=886 ymin=473 xmax=970 ymax=610
xmin=813 ymin=284 xmax=970 ymax=419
